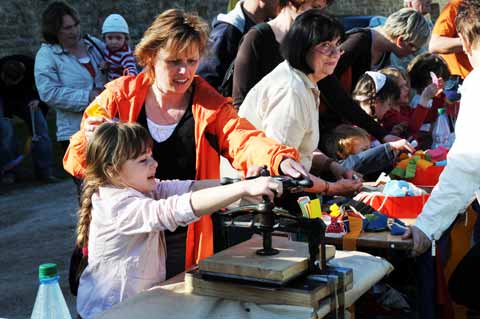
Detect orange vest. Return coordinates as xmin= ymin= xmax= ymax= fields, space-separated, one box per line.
xmin=64 ymin=73 xmax=299 ymax=269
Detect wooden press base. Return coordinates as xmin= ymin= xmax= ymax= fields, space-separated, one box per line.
xmin=185 ymin=267 xmax=353 ymax=308
xmin=198 ymin=234 xmax=336 ymax=284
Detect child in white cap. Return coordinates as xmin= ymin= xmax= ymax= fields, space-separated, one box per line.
xmin=101 ymin=14 xmax=138 ymax=81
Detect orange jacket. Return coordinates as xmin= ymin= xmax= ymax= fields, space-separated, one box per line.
xmin=64 ymin=72 xmax=299 ymax=269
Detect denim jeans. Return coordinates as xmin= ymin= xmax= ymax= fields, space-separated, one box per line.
xmin=339 ymin=143 xmax=395 ymax=176
xmin=0 ymin=116 xmax=18 ymax=170
xmin=0 ymin=97 xmax=53 ymax=178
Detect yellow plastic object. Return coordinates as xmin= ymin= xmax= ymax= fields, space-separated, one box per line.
xmin=307 ymin=198 xmax=322 ymax=219
xmin=414 ymin=150 xmax=425 ymax=158
xmin=329 ymin=203 xmax=341 ymax=218
xmin=297 ymin=196 xmax=311 ymax=218
xmin=397 ymin=158 xmax=411 ymax=170
xmin=398 ymin=153 xmax=409 ymax=160
xmin=416 ymin=159 xmax=434 ymax=169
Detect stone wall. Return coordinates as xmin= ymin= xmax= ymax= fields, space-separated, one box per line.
xmin=328 ymin=0 xmax=449 ymax=16
xmin=0 ymin=0 xmax=450 ymax=58
xmin=0 ymin=0 xmax=228 ymax=58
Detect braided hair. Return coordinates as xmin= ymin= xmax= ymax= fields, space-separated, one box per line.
xmin=76 ymin=122 xmax=152 ymax=248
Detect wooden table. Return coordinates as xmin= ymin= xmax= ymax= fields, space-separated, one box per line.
xmin=325 ymin=231 xmax=413 ymax=250
xmin=324 ymin=219 xmax=414 ymax=251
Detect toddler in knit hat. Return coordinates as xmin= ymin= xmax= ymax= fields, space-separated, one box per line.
xmin=101 ymin=14 xmax=138 ymax=81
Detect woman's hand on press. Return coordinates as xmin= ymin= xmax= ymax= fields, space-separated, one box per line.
xmin=241 ymin=176 xmax=283 ymax=202
xmin=328 ymin=178 xmax=362 ymax=196
xmin=279 ymin=158 xmax=309 ymax=179
xmin=388 ymin=139 xmax=416 ymax=153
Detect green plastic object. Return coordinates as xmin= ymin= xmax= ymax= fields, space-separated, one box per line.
xmin=38 ymin=263 xmax=58 ymax=280
xmin=405 ymin=160 xmax=417 ymax=179
xmin=438 ymin=108 xmax=446 ymax=115
xmin=390 ymin=167 xmax=405 ymax=178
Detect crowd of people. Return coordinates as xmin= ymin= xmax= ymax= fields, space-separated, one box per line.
xmin=1 ymin=0 xmax=479 ymax=318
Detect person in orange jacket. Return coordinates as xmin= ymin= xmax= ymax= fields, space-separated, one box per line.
xmin=63 ymin=9 xmax=322 ymax=280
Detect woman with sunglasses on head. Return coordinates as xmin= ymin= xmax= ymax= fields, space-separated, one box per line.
xmin=239 ymin=9 xmax=361 ymax=195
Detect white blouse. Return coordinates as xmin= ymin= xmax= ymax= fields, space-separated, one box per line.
xmin=238 ymin=61 xmax=320 ymax=171
xmin=147 ymin=117 xmax=178 ymax=142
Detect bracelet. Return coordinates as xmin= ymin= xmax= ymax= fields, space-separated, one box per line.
xmin=323 ymin=181 xmax=330 ymax=195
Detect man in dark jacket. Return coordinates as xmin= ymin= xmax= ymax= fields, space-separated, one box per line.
xmin=197 ymin=0 xmax=279 ymax=95
xmin=0 ymin=55 xmax=56 ymax=182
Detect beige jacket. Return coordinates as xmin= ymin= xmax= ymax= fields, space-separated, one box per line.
xmin=238 ymin=61 xmax=320 ymax=171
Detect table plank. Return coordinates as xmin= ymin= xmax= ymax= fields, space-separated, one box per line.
xmin=325 ymin=231 xmax=413 ymax=250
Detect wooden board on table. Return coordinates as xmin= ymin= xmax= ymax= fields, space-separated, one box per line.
xmin=325 ymin=231 xmax=413 ymax=250
xmin=198 ymin=235 xmax=336 ymax=284
xmin=185 ymin=267 xmax=352 ymax=308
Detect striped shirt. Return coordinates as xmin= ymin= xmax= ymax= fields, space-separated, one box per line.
xmin=104 ymin=44 xmax=138 ymax=81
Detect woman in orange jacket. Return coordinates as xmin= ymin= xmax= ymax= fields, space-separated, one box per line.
xmin=63 ymin=9 xmax=320 ymax=279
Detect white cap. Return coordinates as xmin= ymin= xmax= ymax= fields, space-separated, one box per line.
xmin=102 ymin=14 xmax=129 ymax=35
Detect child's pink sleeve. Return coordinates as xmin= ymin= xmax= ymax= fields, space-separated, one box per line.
xmin=114 ymin=185 xmax=198 ymax=234
xmin=153 ymin=180 xmax=193 ymax=199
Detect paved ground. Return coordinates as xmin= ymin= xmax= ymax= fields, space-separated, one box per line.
xmin=0 ymin=179 xmax=78 ymax=318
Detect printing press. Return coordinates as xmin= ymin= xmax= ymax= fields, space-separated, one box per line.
xmin=184 ymin=171 xmax=354 ymax=318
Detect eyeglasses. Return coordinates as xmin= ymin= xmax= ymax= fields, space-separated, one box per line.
xmin=314 ymin=42 xmax=344 ymax=56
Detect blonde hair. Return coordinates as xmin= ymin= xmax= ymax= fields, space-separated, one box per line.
xmin=134 ymin=9 xmax=209 ymax=83
xmin=383 ymin=8 xmax=430 ymax=50
xmin=322 ymin=125 xmax=370 ymax=159
xmin=76 ymin=122 xmax=153 ymax=248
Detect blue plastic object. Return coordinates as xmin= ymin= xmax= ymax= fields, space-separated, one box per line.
xmin=383 ymin=180 xmax=412 ymax=197
xmin=363 ymin=211 xmax=388 ymax=232
xmin=435 ymin=160 xmax=447 ymax=166
xmin=390 ymin=219 xmax=408 ymax=236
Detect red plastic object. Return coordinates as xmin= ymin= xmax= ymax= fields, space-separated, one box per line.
xmin=409 ymin=165 xmax=445 ymax=187
xmin=368 ymin=194 xmax=431 ymax=218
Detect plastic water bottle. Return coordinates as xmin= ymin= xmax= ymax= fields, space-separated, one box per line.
xmin=432 ymin=108 xmax=451 ymax=148
xmin=31 ymin=263 xmax=72 ymax=319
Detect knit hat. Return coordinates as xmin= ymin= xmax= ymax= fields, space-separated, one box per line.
xmin=102 ymin=14 xmax=129 ymax=35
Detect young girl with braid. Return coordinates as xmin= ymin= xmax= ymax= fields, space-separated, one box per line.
xmin=76 ymin=122 xmax=283 ymax=319
xmin=352 ymin=71 xmax=401 ymax=125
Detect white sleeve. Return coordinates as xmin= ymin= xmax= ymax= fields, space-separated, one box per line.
xmin=415 ymin=72 xmax=480 ymax=239
xmin=113 ymin=191 xmax=198 ymax=235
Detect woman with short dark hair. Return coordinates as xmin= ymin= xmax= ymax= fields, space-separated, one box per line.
xmin=239 ymin=9 xmax=361 ymax=195
xmin=232 ymin=0 xmax=333 ymax=108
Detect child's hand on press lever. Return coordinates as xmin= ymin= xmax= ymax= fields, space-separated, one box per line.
xmin=241 ymin=177 xmax=283 ymax=202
